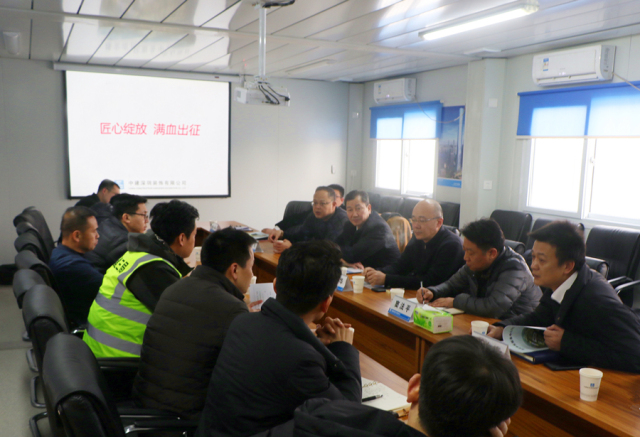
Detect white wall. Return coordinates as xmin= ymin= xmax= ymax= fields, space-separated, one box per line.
xmin=361 ymin=64 xmax=468 ymax=204
xmin=0 ymin=58 xmax=350 ymax=264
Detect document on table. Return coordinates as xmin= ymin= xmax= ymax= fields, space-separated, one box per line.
xmin=362 ymin=378 xmax=410 ymax=416
xmin=346 ymin=267 xmax=363 ymax=274
xmin=407 ymin=298 xmax=465 ymax=315
xmin=249 ymin=283 xmax=276 ymax=310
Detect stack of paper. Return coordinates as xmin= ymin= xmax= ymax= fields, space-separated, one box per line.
xmin=249 ymin=283 xmax=276 ymax=310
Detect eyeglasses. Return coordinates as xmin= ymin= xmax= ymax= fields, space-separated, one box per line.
xmin=130 ymin=212 xmax=149 ymax=220
xmin=311 ymin=201 xmax=331 ymax=207
xmin=347 ymin=206 xmax=367 ymax=213
xmin=411 ymin=216 xmax=441 ymax=224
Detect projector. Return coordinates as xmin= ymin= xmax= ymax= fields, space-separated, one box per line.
xmin=235 ymin=80 xmax=291 ymax=106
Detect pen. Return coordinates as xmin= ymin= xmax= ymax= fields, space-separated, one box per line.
xmin=420 ymin=281 xmax=424 ymax=300
xmin=362 ymin=394 xmax=383 ymax=402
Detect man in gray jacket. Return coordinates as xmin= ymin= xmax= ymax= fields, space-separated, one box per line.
xmin=417 ymin=218 xmax=541 ymax=319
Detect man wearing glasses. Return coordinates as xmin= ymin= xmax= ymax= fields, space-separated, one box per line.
xmin=364 ymin=200 xmax=464 ymax=290
xmin=86 ymin=193 xmax=148 ymax=273
xmin=266 ymin=186 xmax=348 ymax=253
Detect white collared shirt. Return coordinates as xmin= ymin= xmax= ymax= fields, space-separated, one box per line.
xmin=550 ymin=272 xmax=578 ymax=304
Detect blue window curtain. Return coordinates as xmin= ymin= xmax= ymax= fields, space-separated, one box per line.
xmin=370 ymin=101 xmax=443 ymax=139
xmin=517 ymin=81 xmax=640 ymax=137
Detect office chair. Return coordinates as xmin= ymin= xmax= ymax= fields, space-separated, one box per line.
xmin=379 ymin=195 xmax=403 ymax=214
xmin=380 ymin=211 xmax=401 ymax=221
xmin=15 ymin=250 xmax=58 ymax=291
xmin=505 ymin=239 xmax=525 ymax=256
xmin=440 ymin=202 xmax=460 ymax=228
xmin=386 ymin=216 xmax=412 ymax=253
xmin=443 ymin=225 xmax=461 ymax=236
xmin=586 ymin=225 xmax=640 ymax=287
xmin=13 ymin=268 xmax=46 ymax=310
xmin=283 ymin=200 xmax=312 ymax=219
xmin=366 ymin=192 xmax=382 ymax=212
xmin=42 ymin=334 xmax=198 ymax=437
xmin=585 ymin=257 xmax=609 ymax=279
xmin=16 ymin=221 xmax=53 ymax=261
xmin=489 ymin=210 xmax=532 ymax=243
xmin=14 ymin=207 xmax=56 ymax=260
xmin=15 ymin=233 xmax=48 ymax=263
xmin=398 ymin=197 xmax=422 ymax=220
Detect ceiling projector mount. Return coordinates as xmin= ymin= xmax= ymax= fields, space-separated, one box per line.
xmin=235 ymin=0 xmax=295 ymax=106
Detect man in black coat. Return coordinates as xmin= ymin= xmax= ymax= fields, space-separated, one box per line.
xmin=336 ymin=190 xmax=400 ymax=269
xmin=86 ymin=194 xmax=148 ymax=273
xmin=488 ymin=220 xmax=640 ymax=373
xmin=364 ymin=199 xmax=464 ymax=289
xmin=196 ymin=240 xmax=362 ymax=437
xmin=75 ymin=179 xmax=120 ymax=208
xmin=252 ymin=336 xmax=520 ymax=437
xmin=133 ymin=228 xmax=261 ymax=420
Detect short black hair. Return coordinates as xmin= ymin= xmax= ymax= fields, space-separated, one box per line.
xmin=528 ymin=220 xmax=586 ymax=271
xmin=60 ymin=206 xmax=95 ymax=238
xmin=149 ymin=200 xmax=199 ymax=246
xmin=275 ymin=240 xmax=342 ymax=315
xmin=328 ymin=184 xmax=344 ymax=198
xmin=110 ymin=194 xmax=147 ymax=220
xmin=461 ymin=219 xmax=504 ymax=252
xmin=315 ymin=186 xmax=336 ymax=201
xmin=419 ymin=336 xmax=522 ymax=437
xmin=344 ymin=190 xmax=369 ymax=205
xmin=97 ymin=179 xmax=119 ymax=192
xmin=201 ymin=227 xmax=257 ymax=274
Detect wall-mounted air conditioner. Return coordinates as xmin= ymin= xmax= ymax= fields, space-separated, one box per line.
xmin=532 ymin=45 xmax=615 ymax=87
xmin=373 ymin=78 xmax=416 ymax=104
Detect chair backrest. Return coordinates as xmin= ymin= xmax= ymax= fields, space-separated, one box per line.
xmin=379 ymin=195 xmax=403 ymax=214
xmin=15 ymin=250 xmax=57 ymax=290
xmin=22 ymin=284 xmax=69 ymax=374
xmin=525 ymin=218 xmax=554 ymax=251
xmin=15 ymin=221 xmax=52 ymax=261
xmin=443 ymin=225 xmax=461 ymax=236
xmin=586 ymin=225 xmax=640 ymax=280
xmin=440 ymin=202 xmax=460 ymax=228
xmin=13 ymin=268 xmax=46 ymax=309
xmin=283 ymin=200 xmax=312 ymax=220
xmin=505 ymin=239 xmax=526 ymax=255
xmin=367 ymin=192 xmax=382 ymax=212
xmin=490 ymin=210 xmax=533 ymax=243
xmin=585 ymin=256 xmax=609 ymax=279
xmin=380 ymin=212 xmax=401 ymax=221
xmin=43 ymin=333 xmax=125 ymax=437
xmin=398 ymin=197 xmax=422 ymax=220
xmin=14 ymin=233 xmax=48 ymax=263
xmin=14 ymin=207 xmax=56 ymax=259
xmin=386 ymin=216 xmax=412 ymax=253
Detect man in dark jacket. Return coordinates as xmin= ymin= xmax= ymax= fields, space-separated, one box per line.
xmin=252 ymin=336 xmax=520 ymax=437
xmin=49 ymin=206 xmax=103 ymax=327
xmin=364 ymin=199 xmax=464 ymax=289
xmin=83 ymin=199 xmax=198 ymax=358
xmin=196 ymin=240 xmax=362 ymax=437
xmin=133 ymin=228 xmax=261 ymax=419
xmin=265 ymin=186 xmax=349 ymax=254
xmin=418 ymin=219 xmax=541 ymax=319
xmin=75 ymin=179 xmax=120 ymax=208
xmin=488 ymin=221 xmax=640 ymax=373
xmin=336 ymin=190 xmax=400 ymax=269
xmin=86 ymin=194 xmax=148 ymax=273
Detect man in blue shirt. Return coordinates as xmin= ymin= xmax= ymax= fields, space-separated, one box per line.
xmin=49 ymin=206 xmax=103 ymax=328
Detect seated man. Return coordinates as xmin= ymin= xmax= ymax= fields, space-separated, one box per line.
xmin=336 ymin=190 xmax=400 ymax=269
xmin=265 ymin=186 xmax=349 ymax=253
xmin=83 ymin=199 xmax=199 ymax=358
xmin=364 ymin=199 xmax=464 ymax=289
xmin=85 ymin=194 xmax=148 ymax=273
xmin=76 ymin=179 xmax=121 ymax=224
xmin=256 ymin=336 xmax=520 ymax=437
xmin=418 ymin=218 xmax=541 ymax=319
xmin=196 ymin=240 xmax=361 ymax=437
xmin=133 ymin=227 xmax=261 ymax=420
xmin=328 ymin=183 xmax=345 ymax=208
xmin=488 ymin=221 xmax=640 ymax=373
xmin=49 ymin=206 xmax=103 ymax=327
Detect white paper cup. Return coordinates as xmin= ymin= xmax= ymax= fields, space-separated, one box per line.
xmin=471 ymin=320 xmax=490 ymax=335
xmin=579 ymin=368 xmax=603 ymax=401
xmin=389 ymin=288 xmax=404 ymax=297
xmin=341 ymin=267 xmax=348 ymax=276
xmin=352 ymin=275 xmax=365 ymax=293
xmin=194 ymin=246 xmax=202 ymax=263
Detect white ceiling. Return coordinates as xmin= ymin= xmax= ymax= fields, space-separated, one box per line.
xmin=0 ymin=0 xmax=639 ymax=82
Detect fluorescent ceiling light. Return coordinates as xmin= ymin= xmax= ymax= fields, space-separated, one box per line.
xmin=285 ymin=59 xmax=336 ymax=75
xmin=419 ymin=1 xmax=538 ymax=41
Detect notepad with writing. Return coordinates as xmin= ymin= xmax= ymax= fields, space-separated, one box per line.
xmin=362 ymin=378 xmax=410 ymax=417
xmin=249 ymin=283 xmax=276 ymax=310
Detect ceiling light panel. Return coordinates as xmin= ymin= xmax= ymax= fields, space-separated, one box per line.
xmin=163 ymin=0 xmax=236 ymax=27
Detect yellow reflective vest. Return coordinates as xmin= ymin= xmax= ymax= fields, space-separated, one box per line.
xmin=83 ymin=252 xmax=180 ymax=358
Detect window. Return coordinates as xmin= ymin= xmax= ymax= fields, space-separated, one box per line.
xmin=518 ymin=81 xmax=640 ymax=225
xmin=370 ymin=101 xmax=441 ymax=197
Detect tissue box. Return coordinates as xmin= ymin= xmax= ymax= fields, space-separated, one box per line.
xmin=413 ymin=307 xmax=453 ymax=334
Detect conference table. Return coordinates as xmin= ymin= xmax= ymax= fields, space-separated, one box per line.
xmin=206 ymin=222 xmax=640 ymax=437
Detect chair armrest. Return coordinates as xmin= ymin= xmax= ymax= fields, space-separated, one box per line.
xmin=124 ymin=418 xmax=199 ymax=434
xmin=99 ymin=358 xmax=140 ymax=402
xmin=609 ymin=276 xmax=633 ymax=288
xmin=615 ymin=279 xmax=640 ymax=308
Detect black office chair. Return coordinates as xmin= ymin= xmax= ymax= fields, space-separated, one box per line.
xmin=15 ymin=250 xmax=58 ymax=291
xmin=440 ymin=202 xmax=460 ymax=228
xmin=14 ymin=207 xmax=55 ymax=261
xmin=15 ymin=233 xmax=48 ymax=263
xmin=379 ymin=195 xmax=403 ymax=214
xmin=282 ymin=200 xmax=312 ymax=219
xmin=490 ymin=210 xmax=532 ymax=243
xmin=380 ymin=211 xmax=401 ymax=221
xmin=586 ymin=225 xmax=640 ymax=287
xmin=16 ymin=221 xmax=53 ymax=261
xmin=13 ymin=269 xmax=46 ymax=310
xmin=42 ymin=334 xmax=198 ymax=437
xmin=443 ymin=225 xmax=461 ymax=236
xmin=505 ymin=239 xmax=525 ymax=256
xmin=398 ymin=197 xmax=422 ymax=220
xmin=585 ymin=256 xmax=609 ymax=279
xmin=367 ymin=192 xmax=382 ymax=212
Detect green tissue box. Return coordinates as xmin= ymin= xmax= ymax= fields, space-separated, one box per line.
xmin=413 ymin=306 xmax=453 ymax=334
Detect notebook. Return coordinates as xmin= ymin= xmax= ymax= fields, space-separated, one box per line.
xmin=362 ymin=378 xmax=410 ymax=417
